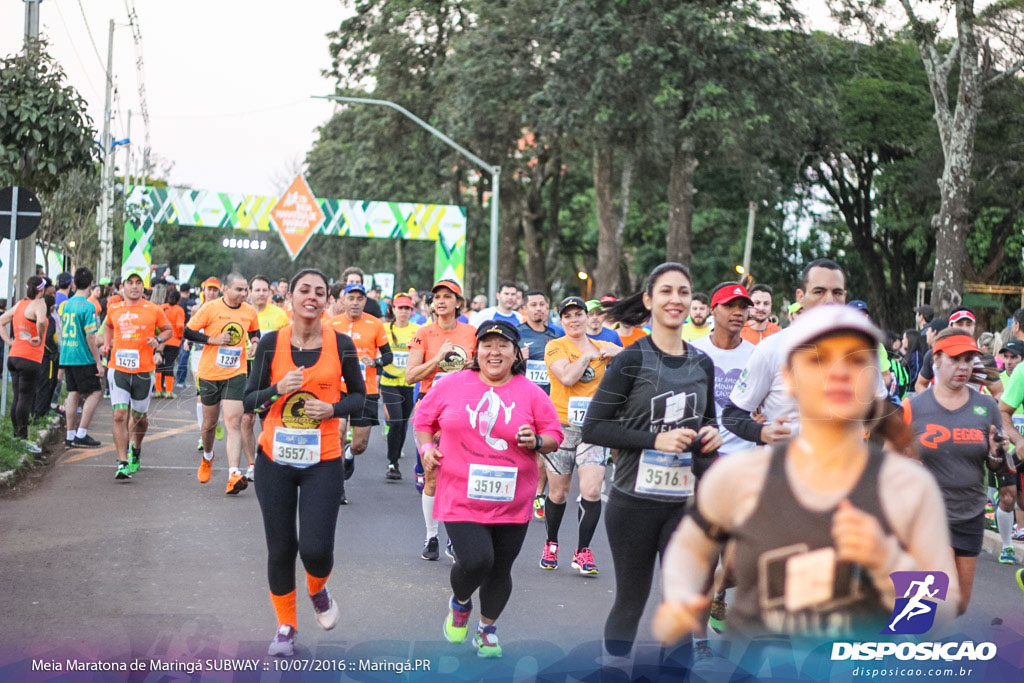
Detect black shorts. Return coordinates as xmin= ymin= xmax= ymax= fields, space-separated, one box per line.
xmin=63 ymin=364 xmax=101 ymax=396
xmin=350 ymin=393 xmax=380 ymax=428
xmin=198 ymin=374 xmax=247 ymax=406
xmin=995 ymin=471 xmax=1018 ymax=489
xmin=949 ymin=512 xmax=985 ymax=557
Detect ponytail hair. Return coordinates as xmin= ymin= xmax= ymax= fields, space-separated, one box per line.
xmin=866 ymin=398 xmax=916 ymax=458
xmin=25 ymin=276 xmax=44 ymax=299
xmin=605 ymin=262 xmax=692 ymax=328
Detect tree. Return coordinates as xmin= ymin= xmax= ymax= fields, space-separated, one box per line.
xmin=37 ymin=168 xmax=101 ymax=274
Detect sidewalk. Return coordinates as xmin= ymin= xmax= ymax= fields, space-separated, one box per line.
xmin=982 ymin=528 xmax=1024 ymax=561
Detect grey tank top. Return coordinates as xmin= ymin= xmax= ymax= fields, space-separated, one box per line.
xmin=729 ymin=441 xmax=893 ymax=639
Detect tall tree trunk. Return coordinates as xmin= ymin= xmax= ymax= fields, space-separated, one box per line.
xmin=520 ymin=189 xmax=546 ymax=292
xmin=497 ymin=179 xmax=520 ymax=285
xmin=594 ymin=140 xmax=635 ymax=296
xmin=929 ymin=123 xmax=979 ymax=313
xmin=394 ymin=238 xmax=404 ymax=292
xmin=665 ymin=136 xmax=699 ymax=267
xmin=543 ymin=147 xmax=562 ymax=297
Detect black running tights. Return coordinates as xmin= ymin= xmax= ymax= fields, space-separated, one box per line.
xmin=444 ymin=521 xmax=529 ymax=621
xmin=8 ymin=356 xmax=41 ymax=438
xmin=380 ymin=384 xmax=414 ymax=467
xmin=254 ymin=451 xmax=342 ymax=595
xmin=603 ymin=491 xmax=688 ymax=656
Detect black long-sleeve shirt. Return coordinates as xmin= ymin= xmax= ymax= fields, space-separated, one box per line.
xmin=582 ymin=336 xmax=718 ymax=502
xmin=243 ymin=330 xmax=366 ymax=418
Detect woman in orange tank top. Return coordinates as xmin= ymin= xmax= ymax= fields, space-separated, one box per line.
xmin=156 ymin=288 xmax=186 ymax=397
xmin=243 ymin=268 xmax=366 ymax=658
xmin=0 ymin=276 xmax=48 ymax=444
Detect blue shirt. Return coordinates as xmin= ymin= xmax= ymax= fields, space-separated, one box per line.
xmin=59 ymin=295 xmax=99 ymax=366
xmin=587 ymin=327 xmax=623 ymax=346
xmin=517 ymin=322 xmax=563 ymax=360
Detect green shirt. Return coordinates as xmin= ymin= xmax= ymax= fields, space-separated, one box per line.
xmin=59 ymin=295 xmax=98 ymax=366
xmin=1000 ymin=371 xmax=1024 ymax=416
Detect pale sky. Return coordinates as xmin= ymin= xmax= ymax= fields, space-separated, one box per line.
xmin=0 ymin=1 xmax=848 ymax=198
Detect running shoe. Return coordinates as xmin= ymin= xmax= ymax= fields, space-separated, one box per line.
xmin=127 ymin=445 xmax=141 ymax=474
xmin=571 ymin=547 xmax=599 ymax=576
xmin=999 ymin=546 xmax=1017 ymax=565
xmin=985 ymin=500 xmax=995 ymax=514
xmin=343 ymin=445 xmax=355 ymax=480
xmin=473 ymin=625 xmax=502 ymax=658
xmin=154 ymin=391 xmax=165 ymax=399
xmin=445 ymin=538 xmax=457 ymax=563
xmin=1014 ymin=525 xmax=1024 ymax=542
xmin=443 ymin=596 xmax=471 ymax=643
xmin=65 ymin=438 xmax=75 ymax=448
xmin=226 ymin=471 xmax=248 ymax=495
xmin=245 ymin=464 xmax=255 ymax=482
xmin=533 ymin=494 xmax=546 ymax=520
xmin=540 ymin=541 xmax=558 ymax=570
xmin=310 ymin=587 xmax=339 ymax=630
xmin=215 ymin=423 xmax=225 ymax=441
xmin=115 ymin=461 xmax=132 ymax=480
xmin=386 ymin=464 xmax=401 ymax=481
xmin=1017 ymin=568 xmax=1024 ymax=594
xmin=196 ymin=439 xmax=203 ymax=452
xmin=72 ymin=435 xmax=101 ymax=448
xmin=694 ymin=640 xmax=713 ymax=663
xmin=422 ymin=536 xmax=440 ymax=561
xmin=166 ymin=392 xmax=178 ymax=399
xmin=709 ymin=592 xmax=727 ymax=633
xmin=267 ymin=624 xmax=296 ymax=657
xmin=338 ymin=492 xmax=348 ymax=505
xmin=197 ymin=454 xmax=213 ymax=483
xmin=22 ymin=440 xmax=42 ymax=455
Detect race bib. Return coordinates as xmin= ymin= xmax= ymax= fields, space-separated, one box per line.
xmin=216 ymin=346 xmax=242 ymax=368
xmin=784 ymin=547 xmax=836 ymax=612
xmin=526 ymin=360 xmax=549 ymax=385
xmin=393 ymin=351 xmax=409 ymax=369
xmin=1013 ymin=415 xmax=1024 ymax=437
xmin=634 ymin=449 xmax=694 ymax=498
xmin=568 ymin=396 xmax=592 ymax=427
xmin=272 ymin=428 xmax=321 ymax=467
xmin=115 ymin=348 xmax=140 ymax=370
xmin=467 ymin=464 xmax=518 ymax=502
xmin=17 ymin=331 xmax=32 ymax=341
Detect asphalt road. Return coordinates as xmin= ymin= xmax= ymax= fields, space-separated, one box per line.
xmin=0 ymin=389 xmax=1022 ymax=681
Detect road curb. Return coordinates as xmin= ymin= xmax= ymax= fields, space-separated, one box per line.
xmin=982 ymin=528 xmax=1024 ymax=560
xmin=0 ymin=414 xmax=63 ymax=486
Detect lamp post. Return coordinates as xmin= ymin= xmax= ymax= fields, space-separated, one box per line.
xmin=578 ymin=270 xmax=591 ymax=300
xmin=313 ymin=95 xmax=501 ymax=304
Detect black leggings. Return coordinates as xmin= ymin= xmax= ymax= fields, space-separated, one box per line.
xmin=33 ymin=355 xmax=58 ymax=418
xmin=156 ymin=343 xmax=180 ymax=377
xmin=254 ymin=450 xmax=343 ymax=595
xmin=603 ymin=489 xmax=688 ymax=656
xmin=8 ymin=356 xmax=42 ymax=439
xmin=381 ymin=384 xmax=415 ymax=467
xmin=445 ymin=521 xmax=529 ymax=621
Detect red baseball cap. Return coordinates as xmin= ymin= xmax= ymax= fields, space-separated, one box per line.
xmin=711 ymin=284 xmax=753 ymax=308
xmin=948 ymin=310 xmax=976 ymax=325
xmin=599 ymin=295 xmax=617 ymax=304
xmin=933 ymin=334 xmax=980 ymax=358
xmin=431 ymin=279 xmax=463 ymax=297
xmin=393 ymin=294 xmax=414 ymax=308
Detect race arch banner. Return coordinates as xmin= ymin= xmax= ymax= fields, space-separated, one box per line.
xmin=121 ymin=178 xmax=467 ymax=286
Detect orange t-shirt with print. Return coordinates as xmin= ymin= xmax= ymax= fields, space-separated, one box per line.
xmin=327 ymin=312 xmax=387 ymax=394
xmin=105 ymin=299 xmax=170 ymax=374
xmin=544 ymin=335 xmax=615 ymax=424
xmin=161 ymin=303 xmax=185 ymax=346
xmin=186 ymin=298 xmax=260 ymax=380
xmin=407 ymin=321 xmax=477 ymax=394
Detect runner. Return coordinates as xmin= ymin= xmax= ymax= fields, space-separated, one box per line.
xmin=540 ymin=296 xmax=621 ymax=575
xmin=189 ymin=278 xmax=226 ymax=452
xmin=244 ymin=268 xmax=366 ymax=657
xmin=654 ymin=305 xmax=957 ymax=646
xmin=0 ymin=276 xmax=48 ymax=453
xmin=914 ymin=307 xmax=1003 ymax=398
xmin=680 ymin=293 xmax=712 ymax=342
xmin=101 ymin=272 xmax=172 ymax=479
xmin=405 ymin=279 xmax=477 ymax=560
xmin=379 ymin=293 xmax=420 ymax=481
xmin=340 ymin=266 xmax=383 ymax=318
xmin=326 ymin=282 xmax=392 ymax=497
xmin=517 ymin=291 xmax=563 ymax=520
xmin=579 ymin=262 xmax=721 ymax=657
xmin=470 ymin=281 xmax=523 ymax=327
xmin=689 ymin=282 xmax=756 ymax=646
xmin=59 ymin=268 xmax=105 ymax=449
xmin=741 ymin=284 xmax=781 ymax=345
xmin=904 ymin=328 xmax=1007 ymax=611
xmin=413 ymin=319 xmax=563 ymax=658
xmin=585 ymin=300 xmax=623 ymax=346
xmin=32 ymin=294 xmax=61 ymax=419
xmin=155 ymin=289 xmax=185 ymax=398
xmin=998 ymin=312 xmax=1024 ymax=555
xmin=185 ymin=273 xmax=261 ymax=494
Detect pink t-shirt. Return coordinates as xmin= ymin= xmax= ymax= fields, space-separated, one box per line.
xmin=413 ymin=370 xmax=564 ymax=524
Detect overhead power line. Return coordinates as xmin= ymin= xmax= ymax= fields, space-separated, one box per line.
xmin=123 ymin=0 xmax=151 ymax=177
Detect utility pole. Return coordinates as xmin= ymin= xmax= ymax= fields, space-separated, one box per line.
xmin=17 ymin=0 xmax=41 ymax=286
xmin=742 ymin=201 xmax=756 ymax=278
xmin=97 ymin=19 xmax=115 ymax=282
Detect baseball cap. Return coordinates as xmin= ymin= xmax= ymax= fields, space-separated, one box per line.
xmin=933 ymin=333 xmax=980 ymax=358
xmin=711 ymin=284 xmax=753 ymax=308
xmin=599 ymin=294 xmax=618 ymax=305
xmin=124 ymin=271 xmax=144 ymax=282
xmin=98 ymin=277 xmax=112 ymax=285
xmin=585 ymin=299 xmax=603 ymax=313
xmin=431 ymin=279 xmax=463 ymax=297
xmin=393 ymin=294 xmax=414 ymax=308
xmin=201 ymin=277 xmax=222 ymax=290
xmin=847 ymin=300 xmax=869 ymax=312
xmin=1000 ymin=339 xmax=1024 ymax=357
xmin=476 ymin=319 xmax=521 ymax=344
xmin=558 ymin=296 xmax=587 ymax=317
xmin=788 ymin=301 xmax=803 ymax=315
xmin=948 ymin=309 xmax=976 ymax=325
xmin=913 ymin=304 xmax=933 ymax=319
xmin=780 ymin=304 xmax=882 ymax=362
xmin=343 ymin=283 xmax=367 ymax=296
xmin=56 ymin=272 xmax=73 ymax=288
xmin=923 ymin=317 xmax=948 ymax=334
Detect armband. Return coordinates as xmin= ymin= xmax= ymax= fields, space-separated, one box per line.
xmin=688 ymin=505 xmax=730 ymax=544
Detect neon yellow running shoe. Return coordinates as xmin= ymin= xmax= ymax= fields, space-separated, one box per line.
xmin=443 ymin=596 xmax=471 ymax=644
xmin=473 ymin=625 xmax=502 ymax=658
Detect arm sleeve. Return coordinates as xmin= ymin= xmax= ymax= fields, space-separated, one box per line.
xmin=244 ymin=332 xmax=278 ymax=413
xmin=581 ymin=345 xmax=658 ymax=450
xmin=185 ymin=304 xmax=208 ymax=332
xmin=722 ymin=401 xmax=765 ymax=444
xmin=334 ymin=333 xmax=367 ymax=418
xmin=183 ymin=327 xmax=208 ymax=343
xmin=376 ymin=341 xmax=393 ymax=368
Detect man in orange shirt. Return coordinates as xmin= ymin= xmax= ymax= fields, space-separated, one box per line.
xmin=740 ymin=283 xmax=782 ymax=345
xmin=101 ymin=272 xmax=172 ymax=480
xmin=404 ymin=279 xmax=477 ymax=560
xmin=185 ymin=272 xmax=261 ymax=494
xmin=326 ymin=283 xmax=392 ymax=500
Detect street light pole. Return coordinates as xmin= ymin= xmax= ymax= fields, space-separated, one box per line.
xmin=314 ymin=95 xmax=501 ymax=303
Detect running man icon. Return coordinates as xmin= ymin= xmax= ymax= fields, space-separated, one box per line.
xmin=883 ymin=571 xmax=950 ymax=635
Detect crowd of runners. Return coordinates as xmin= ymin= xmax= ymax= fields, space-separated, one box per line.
xmin=6 ymin=258 xmax=1024 ymax=663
